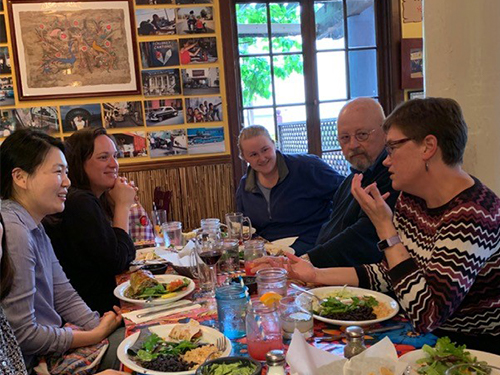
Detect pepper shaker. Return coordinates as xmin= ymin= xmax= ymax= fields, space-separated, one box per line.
xmin=344 ymin=326 xmax=367 ymax=359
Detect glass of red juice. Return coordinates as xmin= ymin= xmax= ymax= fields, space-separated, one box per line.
xmin=243 ymin=240 xmax=266 ymax=276
xmin=246 ymin=301 xmax=283 ymax=361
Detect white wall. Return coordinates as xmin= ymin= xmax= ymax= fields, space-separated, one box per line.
xmin=424 ymin=0 xmax=500 ymax=194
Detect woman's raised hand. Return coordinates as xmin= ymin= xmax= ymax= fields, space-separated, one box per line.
xmin=351 ymin=174 xmax=396 ymax=238
xmin=108 ymin=177 xmax=136 ymax=209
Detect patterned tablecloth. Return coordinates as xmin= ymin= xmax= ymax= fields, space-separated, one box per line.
xmin=117 ymin=266 xmax=438 ymax=373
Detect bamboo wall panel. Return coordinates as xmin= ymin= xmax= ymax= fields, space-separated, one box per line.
xmin=122 ymin=162 xmax=235 ymax=230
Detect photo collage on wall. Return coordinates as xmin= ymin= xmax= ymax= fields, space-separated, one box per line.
xmin=0 ymin=0 xmax=226 ymax=160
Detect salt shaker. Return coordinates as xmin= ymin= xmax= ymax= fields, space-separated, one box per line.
xmin=266 ymin=350 xmax=287 ymax=375
xmin=344 ymin=326 xmax=367 ymax=359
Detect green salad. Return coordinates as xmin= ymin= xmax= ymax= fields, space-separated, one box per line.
xmin=135 ymin=333 xmax=198 ymax=362
xmin=315 ymin=287 xmax=379 ymax=321
xmin=416 ymin=337 xmax=491 ymax=375
xmin=205 ymin=361 xmax=257 ymax=375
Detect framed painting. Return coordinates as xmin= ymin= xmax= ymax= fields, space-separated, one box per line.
xmin=401 ymin=38 xmax=423 ymax=90
xmin=7 ymin=0 xmax=141 ymax=101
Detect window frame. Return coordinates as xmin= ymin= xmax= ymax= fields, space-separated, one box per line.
xmin=220 ymin=0 xmax=403 ymax=189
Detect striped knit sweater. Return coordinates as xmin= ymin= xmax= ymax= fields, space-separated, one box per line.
xmin=356 ymin=178 xmax=500 ymax=336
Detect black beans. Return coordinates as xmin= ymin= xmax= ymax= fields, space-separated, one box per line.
xmin=140 ymin=354 xmax=195 ymax=372
xmin=323 ymin=305 xmax=376 ymax=321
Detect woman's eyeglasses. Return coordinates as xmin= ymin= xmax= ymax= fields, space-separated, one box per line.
xmin=337 ymin=129 xmax=376 ymax=145
xmin=385 ymin=138 xmax=412 ymax=156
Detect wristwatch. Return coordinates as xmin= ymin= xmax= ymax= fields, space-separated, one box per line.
xmin=377 ymin=235 xmax=401 ymax=252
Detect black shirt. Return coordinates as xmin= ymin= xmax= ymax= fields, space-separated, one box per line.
xmin=44 ymin=187 xmax=135 ymax=315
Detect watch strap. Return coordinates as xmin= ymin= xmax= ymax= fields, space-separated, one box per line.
xmin=377 ymin=235 xmax=401 ymax=252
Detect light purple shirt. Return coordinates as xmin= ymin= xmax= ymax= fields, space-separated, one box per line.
xmin=1 ymin=200 xmax=99 ymax=369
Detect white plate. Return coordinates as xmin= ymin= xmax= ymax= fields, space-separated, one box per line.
xmin=117 ymin=324 xmax=232 ymax=375
xmin=400 ymin=349 xmax=500 ymax=374
xmin=114 ymin=274 xmax=195 ymax=306
xmin=297 ymin=286 xmax=399 ymax=326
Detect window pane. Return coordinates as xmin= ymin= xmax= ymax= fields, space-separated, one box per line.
xmin=322 ymin=150 xmax=350 ymax=176
xmin=236 ymin=3 xmax=270 ymax=56
xmin=348 ymin=49 xmax=378 ymax=97
xmin=319 ymin=101 xmax=346 ymax=151
xmin=276 ymin=105 xmax=307 ymax=153
xmin=240 ymin=56 xmax=273 ymax=107
xmin=243 ymin=107 xmax=276 ymax=140
xmin=273 ymin=54 xmax=305 ymax=105
xmin=270 ymin=3 xmax=302 ymax=53
xmin=347 ymin=0 xmax=376 ymax=48
xmin=317 ymin=51 xmax=347 ymax=101
xmin=315 ymin=1 xmax=345 ymax=50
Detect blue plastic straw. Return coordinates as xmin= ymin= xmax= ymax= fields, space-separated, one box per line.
xmin=239 ymin=276 xmax=265 ymax=339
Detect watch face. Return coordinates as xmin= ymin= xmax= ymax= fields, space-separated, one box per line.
xmin=377 ymin=240 xmax=388 ymax=252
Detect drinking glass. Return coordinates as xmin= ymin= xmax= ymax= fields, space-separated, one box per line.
xmin=225 ymin=212 xmax=253 ymax=241
xmin=445 ymin=364 xmax=500 ymax=375
xmin=219 ymin=238 xmax=240 ymax=273
xmin=246 ymin=301 xmax=283 ymax=361
xmin=279 ymin=295 xmax=313 ymax=339
xmin=256 ymin=268 xmax=288 ymax=297
xmin=162 ymin=221 xmax=182 ymax=246
xmin=215 ymin=284 xmax=248 ymax=339
xmin=244 ymin=240 xmax=266 ymax=276
xmin=150 ymin=209 xmax=167 ymax=246
xmin=194 ymin=235 xmax=224 ymax=296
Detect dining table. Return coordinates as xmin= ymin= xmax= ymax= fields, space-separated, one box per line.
xmin=116 ymin=260 xmax=439 ymax=374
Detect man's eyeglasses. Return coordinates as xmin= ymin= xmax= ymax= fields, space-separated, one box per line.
xmin=385 ymin=138 xmax=412 ymax=156
xmin=337 ymin=129 xmax=376 ymax=145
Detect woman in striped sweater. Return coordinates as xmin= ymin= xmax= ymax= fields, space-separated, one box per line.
xmin=255 ymin=98 xmax=500 ymax=353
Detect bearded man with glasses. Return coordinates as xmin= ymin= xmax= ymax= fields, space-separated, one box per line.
xmin=305 ymin=97 xmax=399 ymax=268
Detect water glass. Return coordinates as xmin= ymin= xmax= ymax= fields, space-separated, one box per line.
xmin=256 ymin=268 xmax=288 ymax=297
xmin=279 ymin=295 xmax=313 ymax=339
xmin=162 ymin=221 xmax=182 ymax=246
xmin=190 ymin=252 xmax=214 ymax=295
xmin=246 ymin=301 xmax=283 ymax=361
xmin=150 ymin=209 xmax=167 ymax=246
xmin=215 ymin=285 xmax=247 ymax=339
xmin=225 ymin=212 xmax=253 ymax=241
xmin=244 ymin=240 xmax=266 ymax=276
xmin=219 ymin=239 xmax=240 ymax=273
xmin=200 ymin=218 xmax=221 ymax=238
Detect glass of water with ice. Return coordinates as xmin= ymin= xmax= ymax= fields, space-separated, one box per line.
xmin=279 ymin=295 xmax=314 ymax=339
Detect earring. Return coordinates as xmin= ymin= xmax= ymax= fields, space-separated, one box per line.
xmin=425 ymin=162 xmax=429 ymax=172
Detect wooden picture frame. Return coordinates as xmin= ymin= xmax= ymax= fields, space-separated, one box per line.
xmin=401 ymin=38 xmax=423 ymax=90
xmin=7 ymin=0 xmax=141 ymax=101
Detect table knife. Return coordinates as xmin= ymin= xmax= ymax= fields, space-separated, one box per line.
xmin=136 ymin=300 xmax=194 ymax=318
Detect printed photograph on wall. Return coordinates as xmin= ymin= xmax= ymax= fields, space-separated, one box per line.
xmin=181 ymin=67 xmax=219 ymax=95
xmin=149 ymin=129 xmax=187 ymax=157
xmin=140 ymin=40 xmax=179 ymax=68
xmin=14 ymin=107 xmax=59 ymax=134
xmin=142 ymin=68 xmax=181 ymax=97
xmin=0 ymin=15 xmax=6 ymax=43
xmin=0 ymin=77 xmax=15 ymax=106
xmin=136 ymin=8 xmax=176 ymax=36
xmin=0 ymin=109 xmax=16 ymax=137
xmin=187 ymin=127 xmax=224 ymax=155
xmin=7 ymin=0 xmax=141 ymax=100
xmin=145 ymin=98 xmax=183 ymax=126
xmin=179 ymin=37 xmax=217 ymax=65
xmin=114 ymin=131 xmax=148 ymax=158
xmin=136 ymin=0 xmax=174 ymax=4
xmin=176 ymin=0 xmax=212 ymax=4
xmin=185 ymin=96 xmax=222 ymax=123
xmin=60 ymin=104 xmax=103 ymax=132
xmin=102 ymin=101 xmax=144 ymax=128
xmin=0 ymin=47 xmax=11 ymax=74
xmin=176 ymin=7 xmax=214 ymax=35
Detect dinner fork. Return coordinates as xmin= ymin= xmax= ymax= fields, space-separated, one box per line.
xmin=201 ymin=337 xmax=228 ymax=375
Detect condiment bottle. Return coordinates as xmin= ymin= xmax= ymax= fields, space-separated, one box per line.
xmin=344 ymin=326 xmax=367 ymax=359
xmin=266 ymin=349 xmax=287 ymax=375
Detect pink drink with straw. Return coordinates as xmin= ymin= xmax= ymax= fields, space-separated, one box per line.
xmin=246 ymin=301 xmax=283 ymax=361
